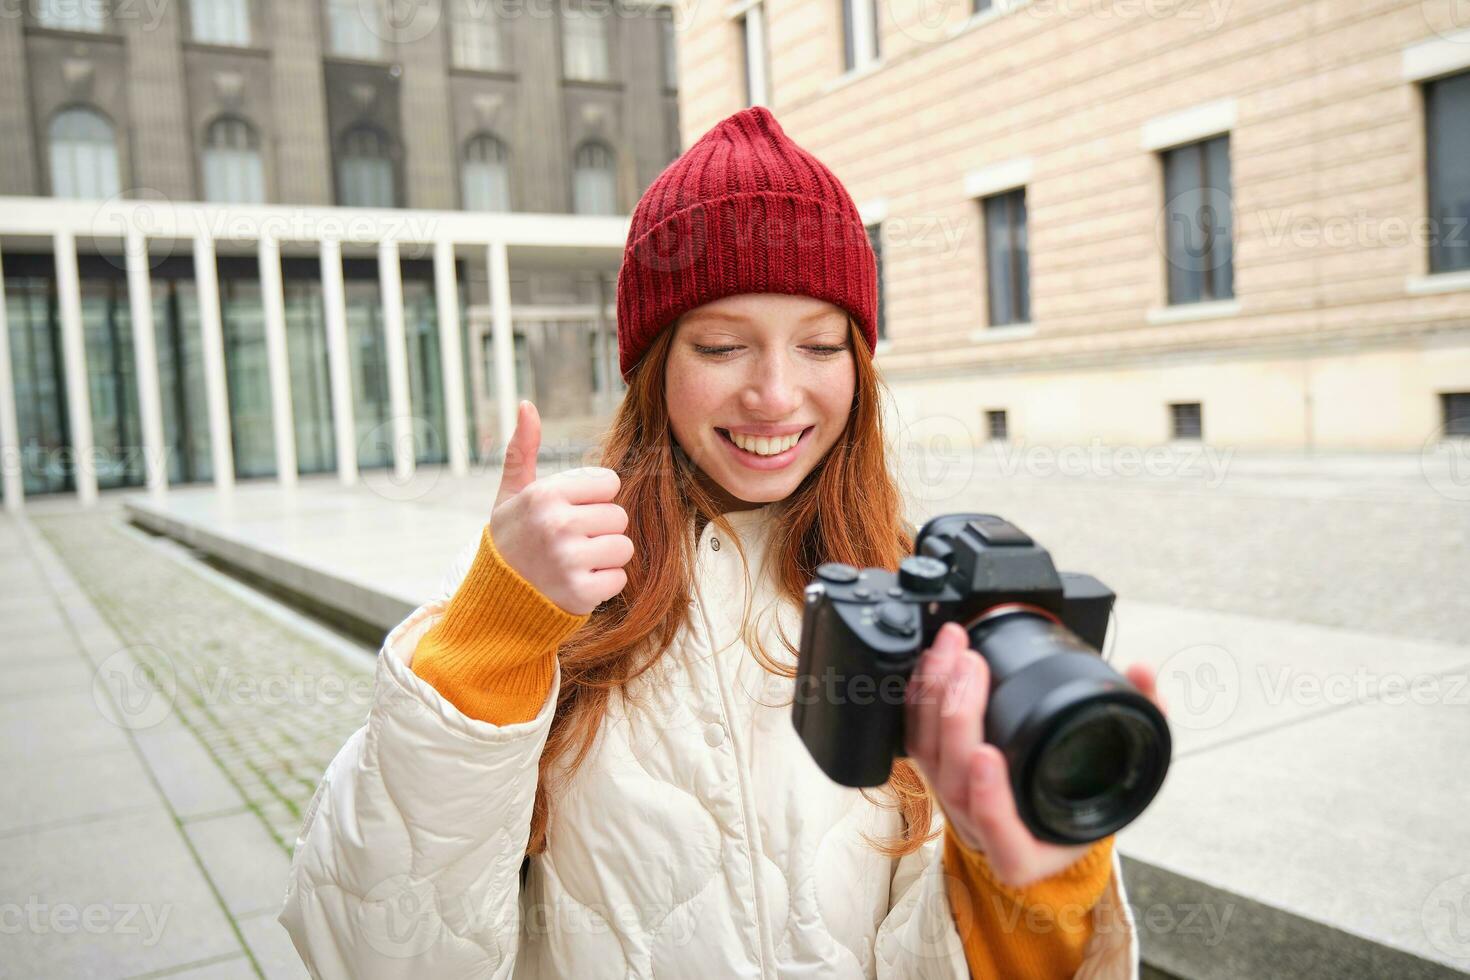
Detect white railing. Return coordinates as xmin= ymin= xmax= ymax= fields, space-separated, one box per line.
xmin=0 ymin=196 xmax=630 ymax=510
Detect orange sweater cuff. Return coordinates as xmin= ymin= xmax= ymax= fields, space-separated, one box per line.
xmin=411 ymin=524 xmax=589 ymax=725
xmin=942 ymin=823 xmax=1114 ymax=979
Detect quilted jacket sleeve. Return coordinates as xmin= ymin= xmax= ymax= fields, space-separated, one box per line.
xmin=872 ymin=808 xmax=1141 ymax=979
xmin=278 ymin=537 xmax=558 ymax=979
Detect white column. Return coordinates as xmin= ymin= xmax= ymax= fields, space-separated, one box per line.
xmin=848 ymin=0 xmax=876 ymax=71
xmin=54 ymin=231 xmax=97 ymax=506
xmin=433 ymin=239 xmax=469 ymax=476
xmin=378 ymin=240 xmax=414 ymax=483
xmin=487 ymin=240 xmax=518 ymax=453
xmin=319 ymin=239 xmax=356 ymax=486
xmin=193 ymin=235 xmax=235 ymax=490
xmin=258 ymin=236 xmax=297 ymax=487
xmin=125 ymin=231 xmax=168 ymax=496
xmin=0 ymin=248 xmax=23 ymax=512
xmin=745 ymin=3 xmax=769 ymax=106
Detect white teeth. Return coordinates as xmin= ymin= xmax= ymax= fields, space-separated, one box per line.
xmin=728 ymin=430 xmax=801 ymax=456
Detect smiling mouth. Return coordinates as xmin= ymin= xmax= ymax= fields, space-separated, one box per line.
xmin=715 ymin=427 xmax=813 ymax=457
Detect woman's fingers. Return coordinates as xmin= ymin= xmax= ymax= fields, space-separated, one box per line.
xmin=905 ymin=623 xmax=963 ymax=766
xmin=578 ymin=532 xmax=635 ymax=571
xmin=935 ymin=637 xmax=990 ymax=807
xmin=963 ymin=744 xmax=1037 ymax=882
xmin=1125 ymin=663 xmax=1164 ymax=714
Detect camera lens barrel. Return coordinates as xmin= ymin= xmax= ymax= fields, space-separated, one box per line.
xmin=969 ymin=611 xmax=1171 ymax=844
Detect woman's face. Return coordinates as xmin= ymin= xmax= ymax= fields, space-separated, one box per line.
xmin=665 ymin=292 xmax=857 ymax=511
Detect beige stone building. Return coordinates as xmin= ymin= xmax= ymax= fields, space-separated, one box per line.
xmin=672 ymin=0 xmax=1470 ymax=451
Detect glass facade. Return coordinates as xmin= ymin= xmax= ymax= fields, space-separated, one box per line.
xmin=2 ymin=251 xmax=466 ymax=495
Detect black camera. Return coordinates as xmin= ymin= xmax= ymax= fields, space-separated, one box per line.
xmin=792 ymin=514 xmax=1171 ymax=845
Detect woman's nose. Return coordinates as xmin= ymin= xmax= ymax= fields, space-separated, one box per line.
xmin=740 ymin=355 xmax=802 ymax=416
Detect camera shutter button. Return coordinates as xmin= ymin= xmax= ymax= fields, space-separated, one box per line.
xmin=876 ymin=601 xmax=916 ymax=637
xmin=816 ymin=562 xmax=859 ymax=583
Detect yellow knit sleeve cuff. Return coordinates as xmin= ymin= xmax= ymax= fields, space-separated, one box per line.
xmin=411 ymin=524 xmax=590 ymax=724
xmin=944 ymin=824 xmax=1115 ymax=920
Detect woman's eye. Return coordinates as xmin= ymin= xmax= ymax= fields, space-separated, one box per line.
xmin=693 ymin=344 xmax=740 ymax=357
xmin=804 ymin=345 xmax=848 ymax=356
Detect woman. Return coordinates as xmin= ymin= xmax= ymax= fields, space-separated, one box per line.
xmin=280 ymin=106 xmax=1153 ymax=978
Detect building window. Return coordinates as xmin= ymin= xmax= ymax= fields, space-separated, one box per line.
xmin=1163 ymin=134 xmax=1234 ymax=304
xmin=986 ymin=409 xmax=1008 ymax=441
xmin=202 ymin=116 xmax=265 ymax=203
xmin=866 ymin=223 xmax=886 ymax=341
xmin=738 ymin=3 xmax=769 ymax=107
xmin=982 ymin=188 xmax=1030 ymax=326
xmin=562 ymin=2 xmax=611 ymax=82
xmin=1170 ymin=402 xmax=1203 ymax=440
xmin=1426 ymin=72 xmax=1470 ymax=275
xmin=484 ymin=331 xmax=533 ymax=399
xmin=191 ymin=0 xmax=250 ymax=45
xmin=973 ymin=0 xmax=993 ymax=11
xmin=37 ymin=0 xmax=104 ymax=31
xmin=48 ymin=107 xmax=120 ymax=200
xmin=463 ymin=133 xmax=511 ymax=211
xmin=1443 ymin=392 xmax=1470 ymax=437
xmin=451 ymin=0 xmax=505 ymax=70
xmin=841 ymin=0 xmax=880 ymax=73
xmin=327 ymin=0 xmax=384 ymax=59
xmin=572 ymin=140 xmax=618 ymax=215
xmin=661 ymin=9 xmax=678 ymax=90
xmin=337 ymin=125 xmax=396 ymax=207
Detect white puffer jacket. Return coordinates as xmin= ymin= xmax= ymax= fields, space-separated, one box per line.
xmin=279 ymin=504 xmax=1139 ymax=978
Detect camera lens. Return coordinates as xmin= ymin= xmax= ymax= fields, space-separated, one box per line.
xmin=1030 ymin=702 xmax=1163 ymax=841
xmin=969 ymin=611 xmax=1171 ymax=844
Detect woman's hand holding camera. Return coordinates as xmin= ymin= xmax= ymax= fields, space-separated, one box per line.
xmin=490 ymin=401 xmax=634 ymax=616
xmin=905 ymin=622 xmax=1164 ymax=888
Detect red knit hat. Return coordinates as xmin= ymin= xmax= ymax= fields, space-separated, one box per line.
xmin=615 ymin=106 xmax=878 ymax=379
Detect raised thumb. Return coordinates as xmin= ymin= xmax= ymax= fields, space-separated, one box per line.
xmin=495 ymin=400 xmax=541 ymax=507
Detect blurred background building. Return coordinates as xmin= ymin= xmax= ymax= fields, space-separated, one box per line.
xmin=0 ymin=0 xmax=680 ymax=505
xmin=679 ymin=0 xmax=1470 ymax=452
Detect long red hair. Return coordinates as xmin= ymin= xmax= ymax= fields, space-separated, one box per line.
xmin=526 ymin=316 xmax=936 ymax=858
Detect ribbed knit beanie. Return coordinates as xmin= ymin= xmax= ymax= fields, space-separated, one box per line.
xmin=615 ymin=106 xmax=878 ymax=380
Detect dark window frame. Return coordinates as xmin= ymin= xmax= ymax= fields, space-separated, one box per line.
xmin=1162 ymin=134 xmax=1234 ymax=305
xmin=1425 ymin=72 xmax=1470 ymax=275
xmin=1443 ymin=392 xmax=1470 ymax=437
xmin=866 ymin=222 xmax=886 ymax=341
xmin=1169 ymin=401 xmax=1203 ymax=440
xmin=982 ymin=187 xmax=1031 ymax=327
xmin=985 ymin=409 xmax=1008 ymax=441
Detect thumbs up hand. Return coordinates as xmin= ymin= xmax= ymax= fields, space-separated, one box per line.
xmin=489 ymin=401 xmax=633 ymax=616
